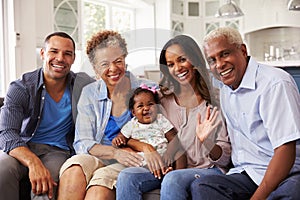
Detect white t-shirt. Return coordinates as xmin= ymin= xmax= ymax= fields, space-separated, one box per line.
xmin=121 ymin=113 xmax=174 ymax=155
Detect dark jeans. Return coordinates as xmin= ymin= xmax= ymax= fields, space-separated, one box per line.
xmin=0 ymin=143 xmax=70 ymax=200
xmin=190 ymin=171 xmax=300 ymax=200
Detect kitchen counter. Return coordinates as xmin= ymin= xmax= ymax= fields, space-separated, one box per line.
xmin=258 ymin=60 xmax=300 ymax=67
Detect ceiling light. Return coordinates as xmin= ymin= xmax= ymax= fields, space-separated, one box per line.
xmin=215 ymin=0 xmax=244 ymax=18
xmin=288 ymin=0 xmax=300 ymax=11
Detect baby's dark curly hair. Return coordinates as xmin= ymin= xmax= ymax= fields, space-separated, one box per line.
xmin=86 ymin=30 xmax=128 ymax=67
xmin=128 ymin=87 xmax=160 ymax=111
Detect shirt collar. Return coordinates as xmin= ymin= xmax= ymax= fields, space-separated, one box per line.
xmin=98 ymin=79 xmax=109 ymax=100
xmin=238 ymin=57 xmax=257 ymax=90
xmin=37 ymin=68 xmax=44 ymax=89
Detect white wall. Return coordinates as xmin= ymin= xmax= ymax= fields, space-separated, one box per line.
xmin=14 ymin=0 xmax=38 ymax=78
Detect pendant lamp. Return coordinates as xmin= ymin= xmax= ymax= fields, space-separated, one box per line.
xmin=215 ymin=0 xmax=244 ymax=18
xmin=288 ymin=0 xmax=300 ymax=10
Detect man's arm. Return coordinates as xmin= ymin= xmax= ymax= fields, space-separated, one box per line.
xmin=251 ymin=141 xmax=296 ymax=200
xmin=9 ymin=146 xmax=56 ymax=199
xmin=0 ymin=83 xmax=28 ymax=152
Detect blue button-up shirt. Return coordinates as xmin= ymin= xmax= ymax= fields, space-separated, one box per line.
xmin=221 ymin=57 xmax=300 ymax=185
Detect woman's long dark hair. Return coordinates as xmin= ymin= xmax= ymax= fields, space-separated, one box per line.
xmin=159 ymin=35 xmax=217 ymax=106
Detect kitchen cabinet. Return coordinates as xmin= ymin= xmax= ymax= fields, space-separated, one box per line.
xmin=171 ymin=0 xmax=243 ymax=45
xmin=244 ymin=26 xmax=300 ymax=66
xmin=242 ymin=0 xmax=300 ymax=66
xmin=242 ymin=0 xmax=300 ymax=33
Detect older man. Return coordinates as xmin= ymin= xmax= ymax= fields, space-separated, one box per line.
xmin=190 ymin=27 xmax=300 ymax=199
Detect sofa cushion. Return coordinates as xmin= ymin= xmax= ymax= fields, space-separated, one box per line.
xmin=143 ymin=189 xmax=160 ymax=200
xmin=0 ymin=97 xmax=4 ymax=108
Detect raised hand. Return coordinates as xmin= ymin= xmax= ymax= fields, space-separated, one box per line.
xmin=196 ymin=106 xmax=220 ymax=143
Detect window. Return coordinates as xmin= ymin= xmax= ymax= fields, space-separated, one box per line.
xmin=80 ymin=0 xmax=134 ymax=75
xmin=111 ymin=6 xmax=133 ymax=32
xmin=0 ymin=0 xmax=15 ymax=96
xmin=172 ymin=20 xmax=184 ymax=33
xmin=172 ymin=0 xmax=184 ymax=15
xmin=0 ymin=1 xmax=4 ymax=96
xmin=82 ymin=1 xmax=107 ymax=43
xmin=203 ymin=0 xmax=242 ymax=35
xmin=53 ymin=0 xmax=135 ymax=75
xmin=82 ymin=0 xmax=134 ymax=46
xmin=188 ymin=2 xmax=199 ymax=17
xmin=54 ymin=0 xmax=79 ymax=43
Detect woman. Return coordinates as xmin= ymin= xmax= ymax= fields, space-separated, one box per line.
xmin=116 ymin=35 xmax=231 ymax=200
xmin=57 ymin=30 xmax=155 ymax=200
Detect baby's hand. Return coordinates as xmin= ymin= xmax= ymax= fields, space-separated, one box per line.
xmin=112 ymin=134 xmax=127 ymax=147
xmin=162 ymin=166 xmax=173 ymax=175
xmin=112 ymin=138 xmax=119 ymax=147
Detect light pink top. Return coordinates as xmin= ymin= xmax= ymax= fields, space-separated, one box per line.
xmin=160 ymin=94 xmax=231 ymax=172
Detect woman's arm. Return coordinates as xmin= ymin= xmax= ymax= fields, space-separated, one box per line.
xmin=88 ymin=143 xmax=143 ymax=167
xmin=164 ymin=128 xmax=179 ymax=157
xmin=164 ymin=128 xmax=187 ymax=169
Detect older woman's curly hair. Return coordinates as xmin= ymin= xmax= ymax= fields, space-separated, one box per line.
xmin=86 ymin=30 xmax=128 ymax=67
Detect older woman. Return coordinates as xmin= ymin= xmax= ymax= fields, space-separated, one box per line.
xmin=57 ymin=30 xmax=155 ymax=200
xmin=116 ymin=35 xmax=231 ymax=200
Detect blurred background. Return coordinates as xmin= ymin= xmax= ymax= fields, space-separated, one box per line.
xmin=1 ymin=0 xmax=300 ymax=96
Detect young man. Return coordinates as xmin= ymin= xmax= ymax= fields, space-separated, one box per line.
xmin=190 ymin=27 xmax=300 ymax=199
xmin=0 ymin=32 xmax=94 ymax=199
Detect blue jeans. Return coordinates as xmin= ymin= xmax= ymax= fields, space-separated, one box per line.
xmin=190 ymin=172 xmax=300 ymax=200
xmin=116 ymin=167 xmax=162 ymax=200
xmin=116 ymin=166 xmax=222 ymax=200
xmin=161 ymin=167 xmax=223 ymax=200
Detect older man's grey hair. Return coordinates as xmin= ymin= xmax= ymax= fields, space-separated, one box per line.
xmin=203 ymin=27 xmax=243 ymax=48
